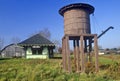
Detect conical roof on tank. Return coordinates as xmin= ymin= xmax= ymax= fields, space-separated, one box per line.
xmin=59 ymin=3 xmax=95 ymax=16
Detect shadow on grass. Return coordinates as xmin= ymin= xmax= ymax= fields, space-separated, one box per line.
xmin=51 ymin=57 xmax=62 ymax=59
xmin=0 ymin=58 xmax=12 ymax=60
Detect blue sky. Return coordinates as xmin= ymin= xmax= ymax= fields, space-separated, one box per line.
xmin=0 ymin=0 xmax=120 ymax=49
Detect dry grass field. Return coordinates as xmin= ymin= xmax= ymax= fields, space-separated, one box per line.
xmin=0 ymin=54 xmax=120 ymax=81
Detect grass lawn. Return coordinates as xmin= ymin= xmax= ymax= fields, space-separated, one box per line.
xmin=0 ymin=54 xmax=120 ymax=81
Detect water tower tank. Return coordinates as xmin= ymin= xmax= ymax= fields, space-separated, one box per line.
xmin=59 ymin=3 xmax=94 ymax=35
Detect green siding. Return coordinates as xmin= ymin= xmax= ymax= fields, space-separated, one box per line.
xmin=26 ymin=47 xmax=32 ymax=55
xmin=26 ymin=47 xmax=49 ymax=59
xmin=26 ymin=55 xmax=48 ymax=59
xmin=42 ymin=47 xmax=48 ymax=55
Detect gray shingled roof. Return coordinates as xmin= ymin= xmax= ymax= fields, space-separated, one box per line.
xmin=19 ymin=34 xmax=55 ymax=46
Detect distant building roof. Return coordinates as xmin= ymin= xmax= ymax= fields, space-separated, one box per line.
xmin=18 ymin=34 xmax=55 ymax=46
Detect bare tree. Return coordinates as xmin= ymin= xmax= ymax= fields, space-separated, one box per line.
xmin=30 ymin=28 xmax=51 ymax=40
xmin=98 ymin=45 xmax=103 ymax=50
xmin=11 ymin=37 xmax=21 ymax=44
xmin=39 ymin=28 xmax=51 ymax=39
xmin=52 ymin=39 xmax=62 ymax=53
xmin=58 ymin=47 xmax=62 ymax=54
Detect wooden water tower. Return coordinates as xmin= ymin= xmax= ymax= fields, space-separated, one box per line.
xmin=59 ymin=3 xmax=99 ymax=73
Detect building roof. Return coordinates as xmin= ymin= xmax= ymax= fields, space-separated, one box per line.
xmin=59 ymin=3 xmax=94 ymax=16
xmin=18 ymin=34 xmax=55 ymax=46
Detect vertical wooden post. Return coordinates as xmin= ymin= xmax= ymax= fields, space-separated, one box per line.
xmin=89 ymin=38 xmax=92 ymax=52
xmin=84 ymin=39 xmax=87 ymax=63
xmin=80 ymin=35 xmax=85 ymax=72
xmin=84 ymin=39 xmax=87 ymax=52
xmin=76 ymin=40 xmax=80 ymax=72
xmin=65 ymin=36 xmax=71 ymax=72
xmin=73 ymin=40 xmax=77 ymax=71
xmin=94 ymin=35 xmax=99 ymax=72
xmin=88 ymin=38 xmax=92 ymax=62
xmin=62 ymin=38 xmax=66 ymax=71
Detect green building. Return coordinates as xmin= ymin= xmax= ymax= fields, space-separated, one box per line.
xmin=19 ymin=34 xmax=55 ymax=59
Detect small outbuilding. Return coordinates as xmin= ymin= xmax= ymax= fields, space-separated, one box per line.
xmin=1 ymin=44 xmax=25 ymax=58
xmin=18 ymin=34 xmax=55 ymax=59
